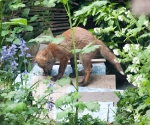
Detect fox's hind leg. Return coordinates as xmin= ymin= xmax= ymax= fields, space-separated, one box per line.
xmin=69 ymin=57 xmax=85 ymax=78
xmin=79 ymin=55 xmax=92 ymax=86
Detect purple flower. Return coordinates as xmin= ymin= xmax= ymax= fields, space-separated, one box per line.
xmin=22 ymin=70 xmax=28 ymax=76
xmin=18 ymin=38 xmax=29 ymax=57
xmin=11 ymin=60 xmax=18 ymax=70
xmin=26 ymin=53 xmax=31 ymax=58
xmin=48 ymin=81 xmax=53 ymax=93
xmin=47 ymin=97 xmax=53 ymax=111
xmin=9 ymin=44 xmax=17 ymax=56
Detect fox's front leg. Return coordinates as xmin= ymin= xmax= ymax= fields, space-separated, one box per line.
xmin=51 ymin=57 xmax=68 ymax=81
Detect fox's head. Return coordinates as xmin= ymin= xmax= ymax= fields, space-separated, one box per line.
xmin=35 ymin=47 xmax=56 ymax=75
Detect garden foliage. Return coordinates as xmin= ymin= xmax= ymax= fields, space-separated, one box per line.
xmin=0 ymin=0 xmax=106 ymax=125
xmin=1 ymin=0 xmax=150 ymax=124
xmin=73 ymin=0 xmax=150 ymax=124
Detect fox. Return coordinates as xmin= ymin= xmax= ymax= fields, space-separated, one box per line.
xmin=35 ymin=27 xmax=125 ymax=86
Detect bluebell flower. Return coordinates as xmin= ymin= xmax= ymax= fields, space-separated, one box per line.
xmin=48 ymin=81 xmax=54 ymax=93
xmin=9 ymin=44 xmax=17 ymax=56
xmin=22 ymin=70 xmax=28 ymax=76
xmin=26 ymin=53 xmax=31 ymax=58
xmin=11 ymin=60 xmax=18 ymax=70
xmin=47 ymin=97 xmax=53 ymax=111
xmin=18 ymin=38 xmax=29 ymax=57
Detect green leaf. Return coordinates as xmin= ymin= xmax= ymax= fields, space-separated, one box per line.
xmin=29 ymin=35 xmax=64 ymax=44
xmin=1 ymin=30 xmax=9 ymax=36
xmin=13 ymin=38 xmax=20 ymax=45
xmin=57 ymin=110 xmax=70 ymax=119
xmin=146 ymin=110 xmax=150 ymax=117
xmin=73 ymin=101 xmax=87 ymax=111
xmin=29 ymin=15 xmax=39 ymax=22
xmin=22 ymin=8 xmax=30 ymax=17
xmin=136 ymin=14 xmax=146 ymax=28
xmin=10 ymin=3 xmax=26 ymax=10
xmin=15 ymin=102 xmax=27 ymax=112
xmin=25 ymin=25 xmax=33 ymax=31
xmin=85 ymin=102 xmax=100 ymax=112
xmin=81 ymin=42 xmax=101 ymax=54
xmin=74 ymin=1 xmax=108 ymax=17
xmin=4 ymin=103 xmax=17 ymax=113
xmin=11 ymin=18 xmax=27 ymax=25
xmin=56 ymin=76 xmax=72 ymax=87
xmin=71 ymin=49 xmax=81 ymax=54
xmin=145 ymin=97 xmax=150 ymax=106
xmin=55 ymin=96 xmax=66 ymax=108
xmin=61 ymin=0 xmax=68 ymax=5
xmin=70 ymin=92 xmax=81 ymax=101
xmin=3 ymin=18 xmax=27 ymax=26
xmin=34 ymin=1 xmax=40 ymax=6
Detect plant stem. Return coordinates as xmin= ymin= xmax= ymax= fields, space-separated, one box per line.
xmin=64 ymin=3 xmax=79 ymax=124
xmin=0 ymin=1 xmax=2 ymax=47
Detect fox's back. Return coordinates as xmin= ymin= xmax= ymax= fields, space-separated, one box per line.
xmin=59 ymin=27 xmax=97 ymax=49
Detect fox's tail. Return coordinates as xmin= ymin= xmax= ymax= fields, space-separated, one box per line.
xmin=98 ymin=40 xmax=124 ymax=75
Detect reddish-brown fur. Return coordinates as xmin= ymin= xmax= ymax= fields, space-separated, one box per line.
xmin=35 ymin=27 xmax=124 ymax=86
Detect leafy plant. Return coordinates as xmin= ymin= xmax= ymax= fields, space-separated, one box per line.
xmin=73 ymin=1 xmax=150 ymax=50
xmin=114 ymin=88 xmax=150 ymax=125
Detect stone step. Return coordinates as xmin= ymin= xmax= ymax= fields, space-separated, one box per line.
xmin=32 ymin=62 xmax=106 ymax=76
xmin=71 ymin=75 xmax=116 ymax=89
xmin=80 ymin=92 xmax=119 ymax=106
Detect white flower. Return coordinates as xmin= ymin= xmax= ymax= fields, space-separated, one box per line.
xmin=121 ymin=28 xmax=127 ymax=34
xmin=118 ymin=15 xmax=123 ymax=21
xmin=123 ymin=44 xmax=130 ymax=52
xmin=94 ymin=28 xmax=101 ymax=34
xmin=127 ymin=75 xmax=132 ymax=82
xmin=113 ymin=49 xmax=119 ymax=56
xmin=134 ymin=44 xmax=140 ymax=50
xmin=126 ymin=105 xmax=133 ymax=113
xmin=125 ymin=10 xmax=130 ymax=18
xmin=132 ymin=57 xmax=140 ymax=64
xmin=134 ymin=113 xmax=140 ymax=122
xmin=115 ymin=31 xmax=121 ymax=37
xmin=128 ymin=66 xmax=139 ymax=73
xmin=144 ymin=20 xmax=149 ymax=27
